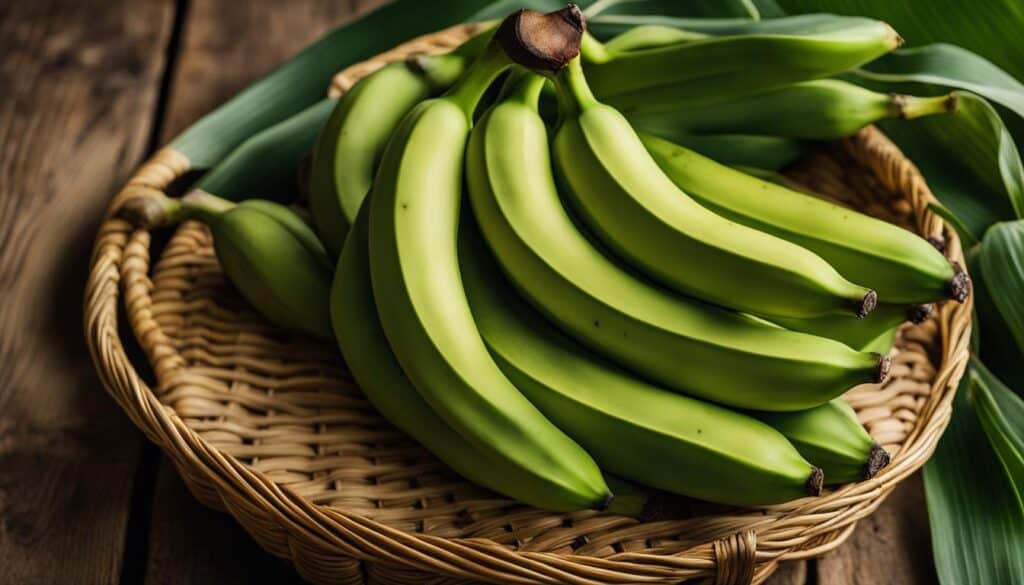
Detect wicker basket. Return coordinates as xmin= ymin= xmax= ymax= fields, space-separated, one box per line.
xmin=86 ymin=22 xmax=971 ymax=585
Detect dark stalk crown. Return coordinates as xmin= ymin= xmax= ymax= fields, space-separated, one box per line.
xmin=495 ymin=4 xmax=585 ymax=72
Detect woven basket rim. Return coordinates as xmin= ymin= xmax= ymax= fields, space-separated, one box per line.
xmin=85 ymin=21 xmax=972 ymax=585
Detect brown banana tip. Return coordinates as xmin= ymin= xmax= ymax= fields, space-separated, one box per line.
xmin=944 ymin=93 xmax=959 ymax=113
xmin=495 ymin=4 xmax=585 ymax=71
xmin=950 ymin=262 xmax=971 ymax=303
xmin=906 ymin=303 xmax=935 ymax=324
xmin=118 ymin=195 xmax=170 ymax=229
xmin=862 ymin=444 xmax=892 ymax=480
xmin=887 ymin=26 xmax=904 ymax=49
xmin=926 ymin=235 xmax=947 ymax=253
xmin=855 ymin=290 xmax=878 ymax=319
xmin=892 ymin=94 xmax=910 ymax=119
xmin=595 ymin=491 xmax=615 ymax=512
xmin=873 ymin=353 xmax=892 ymax=383
xmin=806 ymin=468 xmax=824 ymax=497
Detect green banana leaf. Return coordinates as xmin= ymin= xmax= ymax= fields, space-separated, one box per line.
xmin=769 ymin=0 xmax=1024 ymax=83
xmin=979 ymin=220 xmax=1024 ymax=357
xmin=924 ymin=382 xmax=1024 ymax=585
xmin=859 ymin=91 xmax=1022 ymax=240
xmin=584 ymin=0 xmax=760 ymax=19
xmin=855 ymin=44 xmax=1024 ymax=141
xmin=969 ymin=358 xmax=1024 ymax=511
xmin=587 ymin=12 xmax=883 ymax=39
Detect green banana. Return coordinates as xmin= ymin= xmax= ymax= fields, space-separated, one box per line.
xmin=600 ymin=24 xmax=708 ymax=53
xmin=548 ymin=57 xmax=876 ymax=319
xmin=367 ymin=30 xmax=610 ymax=510
xmin=466 ymin=72 xmax=887 ymax=412
xmin=308 ymin=41 xmax=482 ymax=257
xmin=460 ymin=220 xmax=824 ymax=505
xmin=581 ymin=15 xmax=901 ymax=100
xmin=755 ymin=399 xmax=891 ymax=484
xmin=657 ymin=133 xmax=807 ymax=171
xmin=624 ymin=79 xmax=957 ymax=141
xmin=641 ymin=133 xmax=969 ymax=304
xmin=181 ymin=192 xmax=333 ymax=341
xmin=195 ymin=98 xmax=336 ymax=202
xmin=770 ymin=302 xmax=932 ymax=350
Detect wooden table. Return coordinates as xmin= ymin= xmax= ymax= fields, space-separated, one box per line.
xmin=0 ymin=1 xmax=938 ymax=583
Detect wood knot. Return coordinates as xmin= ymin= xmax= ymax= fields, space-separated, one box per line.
xmin=713 ymin=530 xmax=756 ymax=585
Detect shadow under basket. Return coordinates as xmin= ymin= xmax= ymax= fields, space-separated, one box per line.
xmin=86 ymin=22 xmax=971 ymax=585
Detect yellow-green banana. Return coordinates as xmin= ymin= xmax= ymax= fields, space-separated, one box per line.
xmin=624 ymin=79 xmax=956 ymax=141
xmin=466 ymin=72 xmax=887 ymax=412
xmin=308 ymin=34 xmax=487 ymax=256
xmin=548 ymin=58 xmax=876 ymax=319
xmin=181 ymin=192 xmax=333 ymax=341
xmin=770 ymin=302 xmax=932 ymax=350
xmin=459 ymin=220 xmax=824 ymax=505
xmin=641 ymin=133 xmax=969 ymax=304
xmin=367 ymin=30 xmax=610 ymax=510
xmin=334 ymin=201 xmax=612 ymax=512
xmin=581 ymin=15 xmax=900 ymax=100
xmin=755 ymin=399 xmax=890 ymax=484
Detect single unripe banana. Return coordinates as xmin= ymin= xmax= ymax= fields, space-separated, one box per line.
xmin=549 ymin=58 xmax=876 ymax=319
xmin=581 ymin=15 xmax=901 ymax=99
xmin=658 ymin=133 xmax=807 ymax=171
xmin=770 ymin=303 xmax=934 ymax=350
xmin=754 ymin=399 xmax=890 ymax=484
xmin=180 ymin=193 xmax=333 ymax=340
xmin=641 ymin=133 xmax=969 ymax=304
xmin=460 ymin=219 xmax=824 ymax=505
xmin=466 ymin=72 xmax=887 ymax=412
xmin=624 ymin=79 xmax=957 ymax=141
xmin=308 ymin=33 xmax=487 ymax=256
xmin=368 ymin=31 xmax=609 ymax=511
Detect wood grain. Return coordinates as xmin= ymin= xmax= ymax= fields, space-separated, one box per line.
xmin=143 ymin=1 xmax=389 ymax=583
xmin=817 ymin=473 xmax=937 ymax=585
xmin=0 ymin=0 xmax=174 ymax=583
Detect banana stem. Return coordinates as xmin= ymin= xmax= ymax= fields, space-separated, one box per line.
xmin=117 ymin=192 xmax=187 ymax=229
xmin=895 ymin=92 xmax=958 ymax=119
xmin=444 ymin=41 xmax=512 ymax=118
xmin=579 ymin=32 xmax=611 ymax=64
xmin=553 ymin=57 xmax=600 ymax=116
xmin=180 ymin=189 xmax=236 ymax=225
xmin=500 ymin=70 xmax=547 ymax=106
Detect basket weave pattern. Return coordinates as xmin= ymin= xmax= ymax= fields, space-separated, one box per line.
xmin=86 ymin=23 xmax=971 ymax=585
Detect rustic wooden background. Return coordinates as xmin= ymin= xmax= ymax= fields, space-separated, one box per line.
xmin=0 ymin=0 xmax=938 ymax=583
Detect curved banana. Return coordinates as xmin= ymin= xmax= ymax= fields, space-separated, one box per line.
xmin=549 ymin=58 xmax=876 ymax=319
xmin=625 ymin=80 xmax=956 ymax=141
xmin=459 ymin=221 xmax=824 ymax=505
xmin=770 ymin=302 xmax=933 ymax=350
xmin=368 ymin=33 xmax=609 ymax=510
xmin=641 ymin=133 xmax=969 ymax=303
xmin=181 ymin=193 xmax=333 ymax=340
xmin=581 ymin=15 xmax=900 ymax=100
xmin=466 ymin=72 xmax=887 ymax=412
xmin=308 ymin=34 xmax=486 ymax=256
xmin=333 ymin=202 xmax=615 ymax=512
xmin=755 ymin=399 xmax=890 ymax=484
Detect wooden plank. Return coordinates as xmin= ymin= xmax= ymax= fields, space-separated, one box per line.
xmin=816 ymin=472 xmax=937 ymax=585
xmin=764 ymin=560 xmax=807 ymax=585
xmin=0 ymin=0 xmax=175 ymax=583
xmin=144 ymin=2 xmax=390 ymax=583
xmin=144 ymin=461 xmax=303 ymax=585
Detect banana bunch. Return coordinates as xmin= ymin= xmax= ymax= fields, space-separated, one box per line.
xmin=139 ymin=6 xmax=987 ymax=513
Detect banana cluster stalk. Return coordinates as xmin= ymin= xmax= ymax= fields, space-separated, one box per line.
xmin=133 ymin=6 xmax=980 ymax=513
